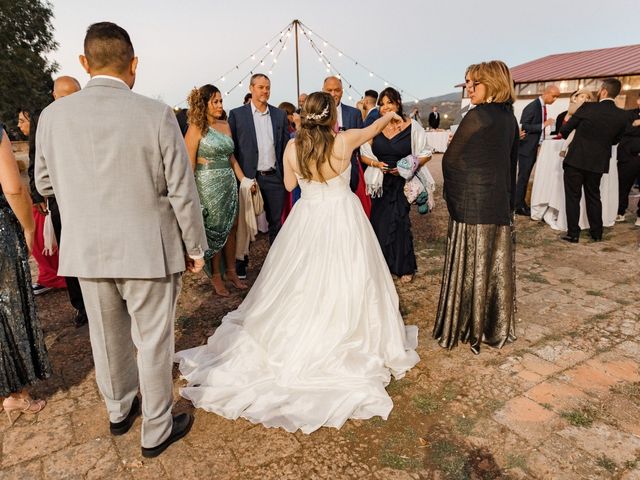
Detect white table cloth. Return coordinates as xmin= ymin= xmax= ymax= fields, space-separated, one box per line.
xmin=530 ymin=140 xmax=618 ymax=231
xmin=426 ymin=131 xmax=450 ymax=153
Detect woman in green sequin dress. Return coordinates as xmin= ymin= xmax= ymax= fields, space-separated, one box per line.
xmin=185 ymin=85 xmax=250 ymax=296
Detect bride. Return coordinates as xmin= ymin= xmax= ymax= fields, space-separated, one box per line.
xmin=175 ymin=92 xmax=420 ymax=434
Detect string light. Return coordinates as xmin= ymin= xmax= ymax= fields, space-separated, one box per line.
xmin=299 ymin=20 xmax=422 ymax=103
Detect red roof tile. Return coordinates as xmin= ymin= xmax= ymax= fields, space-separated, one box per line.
xmin=510 ymin=44 xmax=640 ymax=83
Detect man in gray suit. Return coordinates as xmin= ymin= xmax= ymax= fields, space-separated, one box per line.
xmin=35 ymin=22 xmax=207 ymax=458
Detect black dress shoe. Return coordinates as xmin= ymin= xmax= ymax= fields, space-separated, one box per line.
xmin=73 ymin=309 xmax=88 ymax=328
xmin=141 ymin=413 xmax=194 ymax=458
xmin=110 ymin=396 xmax=141 ymax=436
xmin=515 ymin=207 xmax=531 ymax=216
xmin=561 ymin=235 xmax=579 ymax=243
xmin=236 ymin=258 xmax=248 ymax=280
xmin=590 ymin=235 xmax=603 ymax=242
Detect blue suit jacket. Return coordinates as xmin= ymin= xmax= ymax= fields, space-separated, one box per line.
xmin=340 ymin=104 xmax=363 ymax=191
xmin=228 ymin=103 xmax=290 ymax=179
xmin=363 ymin=107 xmax=380 ymax=127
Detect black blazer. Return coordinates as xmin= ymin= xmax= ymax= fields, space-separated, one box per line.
xmin=560 ymin=100 xmax=629 ymax=174
xmin=428 ymin=112 xmax=440 ymax=129
xmin=228 ymin=103 xmax=290 ymax=179
xmin=551 ymin=111 xmax=568 ymax=135
xmin=340 ymin=103 xmax=362 ymax=130
xmin=519 ymin=98 xmax=544 ymax=157
xmin=443 ymin=102 xmax=520 ymax=225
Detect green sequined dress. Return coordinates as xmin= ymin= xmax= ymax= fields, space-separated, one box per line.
xmin=195 ymin=128 xmax=238 ymax=275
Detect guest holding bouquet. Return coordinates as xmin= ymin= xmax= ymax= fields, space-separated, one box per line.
xmin=360 ymin=87 xmax=433 ymax=283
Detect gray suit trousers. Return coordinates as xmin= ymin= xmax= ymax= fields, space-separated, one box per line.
xmin=79 ymin=274 xmax=181 ymax=448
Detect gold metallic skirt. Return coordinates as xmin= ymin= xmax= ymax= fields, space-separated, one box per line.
xmin=433 ymin=219 xmax=516 ymax=354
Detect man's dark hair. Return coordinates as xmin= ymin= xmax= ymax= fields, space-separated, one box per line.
xmin=84 ymin=22 xmax=134 ymax=73
xmin=600 ymin=78 xmax=622 ymax=99
xmin=364 ymin=89 xmax=378 ymax=101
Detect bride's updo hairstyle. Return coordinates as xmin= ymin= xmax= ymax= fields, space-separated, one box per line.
xmin=187 ymin=84 xmax=220 ymax=136
xmin=295 ymin=91 xmax=338 ymax=183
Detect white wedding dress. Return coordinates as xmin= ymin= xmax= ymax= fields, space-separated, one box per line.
xmin=175 ymin=163 xmax=420 ymax=434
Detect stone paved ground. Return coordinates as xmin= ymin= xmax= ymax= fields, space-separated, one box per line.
xmin=4 ymin=156 xmax=639 ymax=479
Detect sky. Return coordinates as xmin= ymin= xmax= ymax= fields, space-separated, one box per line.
xmin=48 ymin=0 xmax=640 ymax=109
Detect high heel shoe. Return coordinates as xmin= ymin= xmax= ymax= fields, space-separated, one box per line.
xmin=225 ymin=270 xmax=248 ymax=290
xmin=211 ymin=274 xmax=230 ymax=297
xmin=3 ymin=396 xmax=46 ymax=426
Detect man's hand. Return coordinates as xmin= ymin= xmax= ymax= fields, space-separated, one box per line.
xmin=35 ymin=202 xmax=48 ymax=215
xmin=185 ymin=256 xmax=205 ymax=273
xmin=519 ymin=129 xmax=527 ymax=140
xmin=544 ymin=118 xmax=555 ymax=128
xmin=633 ymin=119 xmax=640 ymax=128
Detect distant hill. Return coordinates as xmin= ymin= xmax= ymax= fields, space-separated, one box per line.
xmin=404 ymin=91 xmax=462 ymax=129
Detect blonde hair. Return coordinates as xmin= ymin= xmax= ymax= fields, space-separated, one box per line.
xmin=295 ymin=92 xmax=338 ymax=182
xmin=467 ymin=61 xmax=515 ymax=104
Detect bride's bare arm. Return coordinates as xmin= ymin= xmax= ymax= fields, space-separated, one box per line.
xmin=341 ymin=112 xmax=401 ymax=153
xmin=283 ymin=140 xmax=298 ymax=192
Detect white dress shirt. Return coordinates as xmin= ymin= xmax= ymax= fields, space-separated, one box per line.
xmin=92 ymin=75 xmax=129 ymax=87
xmin=251 ymin=102 xmax=277 ymax=171
xmin=336 ymin=102 xmax=343 ymax=128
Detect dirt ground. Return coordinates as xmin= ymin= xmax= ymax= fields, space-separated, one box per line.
xmin=3 ymin=155 xmax=640 ymax=479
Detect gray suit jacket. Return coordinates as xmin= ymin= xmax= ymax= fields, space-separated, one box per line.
xmin=35 ymin=77 xmax=207 ymax=278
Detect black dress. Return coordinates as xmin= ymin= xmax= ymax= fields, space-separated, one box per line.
xmin=0 ymin=125 xmax=51 ymax=396
xmin=370 ymin=126 xmax=416 ymax=276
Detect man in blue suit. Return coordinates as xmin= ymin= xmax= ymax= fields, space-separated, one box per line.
xmin=323 ymin=76 xmax=363 ymax=192
xmin=229 ymin=73 xmax=290 ymax=277
xmin=362 ymin=89 xmax=380 ymax=127
xmin=515 ymin=85 xmax=560 ymax=215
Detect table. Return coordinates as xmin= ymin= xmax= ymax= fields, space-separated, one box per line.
xmin=426 ymin=131 xmax=450 ymax=153
xmin=530 ymin=140 xmax=618 ymax=231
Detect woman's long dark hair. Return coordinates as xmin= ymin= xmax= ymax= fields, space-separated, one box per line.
xmin=378 ymin=87 xmax=405 ymax=119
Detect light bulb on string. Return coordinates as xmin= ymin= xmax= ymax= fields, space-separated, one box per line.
xmin=251 ymin=55 xmax=256 ymax=60
xmin=268 ymin=70 xmax=273 ymax=75
xmin=273 ymin=58 xmax=278 ymax=63
xmin=369 ymin=72 xmax=373 ymax=77
xmin=338 ymin=52 xmax=343 ymax=57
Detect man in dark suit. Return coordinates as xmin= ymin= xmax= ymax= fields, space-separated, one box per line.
xmin=323 ymin=76 xmax=362 ymax=192
xmin=362 ymin=89 xmax=380 ymax=127
xmin=229 ymin=73 xmax=289 ymax=277
xmin=615 ymin=106 xmax=640 ymax=226
xmin=515 ymin=85 xmax=560 ymax=215
xmin=559 ymin=78 xmax=630 ymax=242
xmin=428 ymin=106 xmax=440 ymax=129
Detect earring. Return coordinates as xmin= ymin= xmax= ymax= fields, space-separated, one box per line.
xmin=487 ymin=96 xmax=494 ymax=103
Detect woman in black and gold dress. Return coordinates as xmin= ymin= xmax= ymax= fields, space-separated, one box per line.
xmin=434 ymin=61 xmax=519 ymax=354
xmin=0 ymin=124 xmax=50 ymax=423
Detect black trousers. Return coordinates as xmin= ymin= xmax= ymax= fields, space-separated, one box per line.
xmin=563 ymin=164 xmax=603 ymax=238
xmin=256 ymin=173 xmax=285 ymax=244
xmin=618 ymin=158 xmax=640 ymax=216
xmin=48 ymin=198 xmax=85 ymax=312
xmin=515 ymin=148 xmax=538 ymax=209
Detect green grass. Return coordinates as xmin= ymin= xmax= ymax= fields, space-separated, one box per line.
xmin=596 ymin=455 xmax=617 ymax=473
xmin=540 ymin=402 xmax=553 ymax=410
xmin=505 ymin=453 xmax=528 ymax=470
xmin=611 ymin=382 xmax=640 ymax=398
xmin=429 ymin=440 xmax=469 ymax=480
xmin=387 ymin=379 xmax=412 ymax=396
xmin=519 ymin=271 xmax=550 ymax=284
xmin=379 ymin=451 xmax=422 ymax=470
xmin=413 ymin=394 xmax=440 ymax=414
xmin=454 ymin=416 xmax=475 ymax=435
xmin=560 ymin=408 xmax=595 ymax=427
xmin=586 ymin=290 xmax=604 ymax=297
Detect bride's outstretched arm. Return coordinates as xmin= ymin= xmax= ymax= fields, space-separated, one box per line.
xmin=283 ymin=139 xmax=298 ymax=192
xmin=342 ymin=112 xmax=402 ymax=153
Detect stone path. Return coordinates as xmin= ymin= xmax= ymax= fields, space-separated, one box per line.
xmin=3 ymin=156 xmax=639 ymax=479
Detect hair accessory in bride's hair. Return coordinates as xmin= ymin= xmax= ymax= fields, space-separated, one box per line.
xmin=305 ymin=105 xmax=329 ymax=121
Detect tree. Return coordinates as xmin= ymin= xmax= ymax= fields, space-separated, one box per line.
xmin=0 ymin=0 xmax=58 ymax=136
